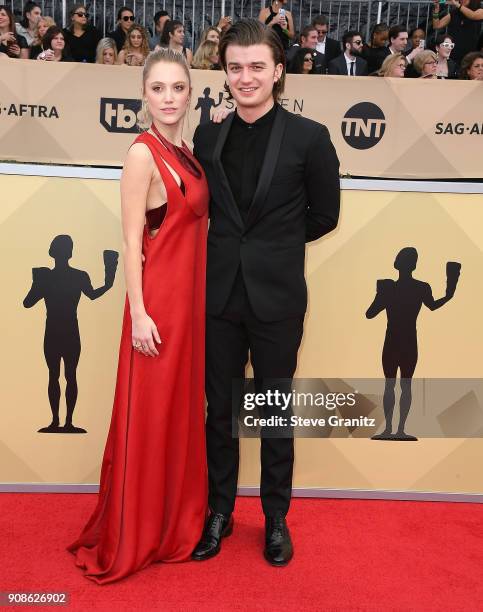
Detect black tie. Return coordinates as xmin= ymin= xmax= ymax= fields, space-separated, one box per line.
xmin=350 ymin=61 xmax=355 ymax=76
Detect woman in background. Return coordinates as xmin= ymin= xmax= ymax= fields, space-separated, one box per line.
xmin=96 ymin=37 xmax=118 ymax=64
xmin=287 ymin=47 xmax=317 ymax=74
xmin=117 ymin=24 xmax=150 ymax=66
xmin=36 ymin=26 xmax=73 ymax=61
xmin=16 ymin=1 xmax=42 ymax=47
xmin=375 ymin=53 xmax=407 ymax=77
xmin=29 ymin=15 xmax=55 ymax=59
xmin=434 ymin=33 xmax=458 ymax=78
xmin=63 ymin=4 xmax=101 ymax=62
xmin=192 ymin=39 xmax=220 ymax=69
xmin=0 ymin=6 xmax=29 ymax=58
xmin=459 ymin=51 xmax=483 ymax=79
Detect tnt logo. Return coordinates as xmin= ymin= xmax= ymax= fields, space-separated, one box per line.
xmin=100 ymin=98 xmax=142 ymax=133
xmin=341 ymin=102 xmax=386 ymax=150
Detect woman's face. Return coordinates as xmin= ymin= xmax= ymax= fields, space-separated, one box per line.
xmin=129 ymin=29 xmax=143 ymax=48
xmin=171 ymin=26 xmax=184 ymax=46
xmin=51 ymin=33 xmax=65 ymax=51
xmin=389 ymin=59 xmax=406 ymax=77
xmin=72 ymin=7 xmax=87 ymax=26
xmin=411 ymin=29 xmax=425 ymax=49
xmin=27 ymin=6 xmax=42 ymax=26
xmin=0 ymin=9 xmax=10 ymax=28
xmin=422 ymin=56 xmax=438 ymax=76
xmin=437 ymin=37 xmax=454 ymax=59
xmin=38 ymin=19 xmax=50 ymax=38
xmin=145 ymin=61 xmax=191 ymax=127
xmin=103 ymin=47 xmax=115 ymax=64
xmin=303 ymin=53 xmax=313 ymax=73
xmin=467 ymin=57 xmax=483 ymax=80
xmin=206 ymin=29 xmax=220 ymax=44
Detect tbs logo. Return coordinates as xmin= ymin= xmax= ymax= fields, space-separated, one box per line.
xmin=341 ymin=102 xmax=386 ymax=150
xmin=100 ymin=98 xmax=141 ymax=133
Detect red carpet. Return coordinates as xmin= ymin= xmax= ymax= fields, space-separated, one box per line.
xmin=2 ymin=494 xmax=483 ymax=610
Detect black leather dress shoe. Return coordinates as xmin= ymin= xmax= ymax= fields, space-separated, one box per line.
xmin=264 ymin=514 xmax=293 ymax=566
xmin=191 ymin=512 xmax=234 ymax=561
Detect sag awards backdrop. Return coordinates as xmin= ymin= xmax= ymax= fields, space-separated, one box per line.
xmin=0 ymin=166 xmax=482 ymax=496
xmin=1 ymin=60 xmax=483 ymax=178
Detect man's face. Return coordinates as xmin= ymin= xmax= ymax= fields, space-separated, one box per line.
xmin=391 ymin=31 xmax=408 ymax=52
xmin=347 ymin=34 xmax=363 ymax=56
xmin=315 ymin=24 xmax=328 ymax=42
xmin=301 ymin=29 xmax=318 ymax=49
xmin=224 ymin=43 xmax=283 ymax=111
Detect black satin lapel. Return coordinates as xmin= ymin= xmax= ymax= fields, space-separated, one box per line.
xmin=245 ymin=107 xmax=287 ymax=229
xmin=212 ymin=113 xmax=244 ymax=230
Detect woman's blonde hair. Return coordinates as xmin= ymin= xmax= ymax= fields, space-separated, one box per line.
xmin=413 ymin=50 xmax=437 ymax=75
xmin=138 ymin=48 xmax=191 ymax=129
xmin=33 ymin=15 xmax=55 ymax=45
xmin=192 ymin=40 xmax=218 ymax=69
xmin=199 ymin=26 xmax=220 ymax=45
xmin=95 ymin=37 xmax=118 ymax=64
xmin=122 ymin=24 xmax=150 ymax=62
xmin=377 ymin=52 xmax=407 ymax=77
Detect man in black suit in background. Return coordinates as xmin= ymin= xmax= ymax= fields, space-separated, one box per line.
xmin=312 ymin=14 xmax=342 ymax=64
xmin=329 ymin=30 xmax=368 ymax=75
xmin=191 ymin=19 xmax=340 ymax=566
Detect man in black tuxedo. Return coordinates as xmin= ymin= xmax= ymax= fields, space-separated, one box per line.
xmin=328 ymin=30 xmax=368 ymax=76
xmin=286 ymin=25 xmax=327 ymax=74
xmin=191 ymin=19 xmax=340 ymax=566
xmin=312 ymin=14 xmax=342 ymax=64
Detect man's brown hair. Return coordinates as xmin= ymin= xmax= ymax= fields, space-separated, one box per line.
xmin=218 ymin=19 xmax=286 ymax=101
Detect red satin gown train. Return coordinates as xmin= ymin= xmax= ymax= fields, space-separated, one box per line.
xmin=67 ymin=131 xmax=209 ymax=584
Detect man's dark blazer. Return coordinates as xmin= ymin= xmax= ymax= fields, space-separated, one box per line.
xmin=193 ymin=105 xmax=340 ymax=322
xmin=323 ymin=36 xmax=342 ymax=64
xmin=286 ymin=45 xmax=327 ymax=74
xmin=328 ymin=54 xmax=368 ymax=76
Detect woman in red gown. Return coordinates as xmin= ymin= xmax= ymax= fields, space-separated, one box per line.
xmin=67 ymin=49 xmax=209 ymax=584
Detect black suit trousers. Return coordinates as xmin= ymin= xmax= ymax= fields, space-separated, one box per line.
xmin=205 ymin=273 xmax=304 ymax=517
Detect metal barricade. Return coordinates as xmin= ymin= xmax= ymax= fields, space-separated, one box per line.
xmin=6 ymin=0 xmax=433 ymax=49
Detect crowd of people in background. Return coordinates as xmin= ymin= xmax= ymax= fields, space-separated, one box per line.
xmin=1 ymin=0 xmax=482 ymax=79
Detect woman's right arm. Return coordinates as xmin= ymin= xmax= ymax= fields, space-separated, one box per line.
xmin=432 ymin=0 xmax=451 ymax=28
xmin=116 ymin=49 xmax=125 ymax=64
xmin=121 ymin=143 xmax=161 ymax=357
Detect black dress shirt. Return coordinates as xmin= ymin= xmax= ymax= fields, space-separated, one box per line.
xmin=221 ymin=103 xmax=278 ymax=223
xmin=220 ymin=103 xmax=278 ymax=316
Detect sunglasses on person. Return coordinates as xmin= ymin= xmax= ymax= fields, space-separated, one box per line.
xmin=122 ymin=15 xmax=135 ymax=21
xmin=352 ymin=39 xmax=363 ymax=45
xmin=304 ymin=56 xmax=314 ymax=62
xmin=440 ymin=42 xmax=455 ymax=49
xmin=74 ymin=11 xmax=88 ymax=17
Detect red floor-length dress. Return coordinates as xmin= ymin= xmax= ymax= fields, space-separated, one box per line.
xmin=67 ymin=131 xmax=209 ymax=584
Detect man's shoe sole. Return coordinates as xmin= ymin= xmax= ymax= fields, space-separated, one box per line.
xmin=263 ymin=550 xmax=293 ymax=567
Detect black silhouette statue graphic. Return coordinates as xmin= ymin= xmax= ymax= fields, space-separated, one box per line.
xmin=194 ymin=87 xmax=224 ymax=124
xmin=23 ymin=235 xmax=118 ymax=434
xmin=366 ymin=247 xmax=461 ymax=441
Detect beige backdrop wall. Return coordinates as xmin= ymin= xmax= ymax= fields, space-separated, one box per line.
xmin=1 ymin=61 xmax=483 ymax=179
xmin=1 ymin=170 xmax=482 ymax=495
